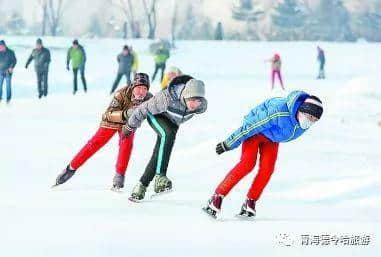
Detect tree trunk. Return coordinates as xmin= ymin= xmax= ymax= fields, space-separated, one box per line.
xmin=42 ymin=1 xmax=48 ymax=35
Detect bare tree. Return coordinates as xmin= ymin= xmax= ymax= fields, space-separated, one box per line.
xmin=171 ymin=0 xmax=178 ymax=47
xmin=38 ymin=0 xmax=48 ymax=35
xmin=38 ymin=0 xmax=67 ymax=36
xmin=142 ymin=0 xmax=157 ymax=39
xmin=111 ymin=0 xmax=139 ymax=38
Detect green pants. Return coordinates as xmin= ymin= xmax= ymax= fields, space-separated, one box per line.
xmin=140 ymin=114 xmax=178 ymax=187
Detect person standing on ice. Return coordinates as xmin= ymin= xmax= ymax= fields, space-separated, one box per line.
xmin=266 ymin=53 xmax=284 ymax=90
xmin=122 ymin=75 xmax=207 ymax=201
xmin=66 ymin=39 xmax=87 ymax=95
xmin=160 ymin=66 xmax=182 ymax=90
xmin=151 ymin=44 xmax=170 ymax=83
xmin=53 ymin=73 xmax=152 ymax=190
xmin=203 ymin=91 xmax=323 ymax=219
xmin=25 ymin=38 xmax=51 ymax=98
xmin=0 ymin=40 xmax=17 ymax=104
xmin=110 ymin=45 xmax=136 ymax=94
xmin=317 ymin=46 xmax=326 ymax=79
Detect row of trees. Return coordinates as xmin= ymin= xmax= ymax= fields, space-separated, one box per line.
xmin=231 ymin=0 xmax=381 ymax=41
xmin=0 ymin=0 xmax=380 ymax=42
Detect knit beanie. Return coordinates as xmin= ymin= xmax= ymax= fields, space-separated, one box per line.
xmin=298 ymin=96 xmax=323 ymax=119
xmin=182 ymin=79 xmax=205 ymax=99
xmin=132 ymin=73 xmax=150 ymax=89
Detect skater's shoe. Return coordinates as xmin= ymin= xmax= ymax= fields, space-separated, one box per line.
xmin=130 ymin=182 xmax=147 ymax=201
xmin=54 ymin=165 xmax=76 ymax=187
xmin=111 ymin=173 xmax=125 ymax=191
xmin=238 ymin=198 xmax=256 ymax=218
xmin=154 ymin=175 xmax=172 ymax=193
xmin=203 ymin=193 xmax=224 ymax=218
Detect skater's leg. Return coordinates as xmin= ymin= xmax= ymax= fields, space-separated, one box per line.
xmin=0 ymin=73 xmax=4 ymax=100
xmin=37 ymin=71 xmax=43 ymax=98
xmin=111 ymin=73 xmax=123 ymax=94
xmin=139 ymin=115 xmax=178 ymax=187
xmin=43 ymin=71 xmax=49 ymax=97
xmin=73 ymin=68 xmax=78 ymax=94
xmin=277 ymin=71 xmax=285 ymax=90
xmin=126 ymin=71 xmax=131 ymax=86
xmin=160 ymin=63 xmax=166 ymax=83
xmin=80 ymin=65 xmax=87 ymax=92
xmin=152 ymin=64 xmax=159 ymax=82
xmin=215 ymin=135 xmax=261 ymax=196
xmin=5 ymin=74 xmax=11 ymax=102
xmin=247 ymin=138 xmax=279 ymax=200
xmin=115 ymin=130 xmax=135 ymax=175
xmin=271 ymin=70 xmax=275 ymax=90
xmin=140 ymin=133 xmax=161 ymax=187
xmin=70 ymin=127 xmax=116 ymax=170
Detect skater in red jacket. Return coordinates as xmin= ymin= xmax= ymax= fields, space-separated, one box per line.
xmin=203 ymin=91 xmax=323 ymax=219
xmin=53 ymin=73 xmax=152 ymax=190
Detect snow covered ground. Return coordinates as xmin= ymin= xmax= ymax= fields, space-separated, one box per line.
xmin=1 ymin=36 xmax=380 ymax=257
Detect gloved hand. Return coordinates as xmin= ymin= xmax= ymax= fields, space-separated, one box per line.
xmin=216 ymin=142 xmax=228 ymax=155
xmin=25 ymin=64 xmax=28 ymax=69
xmin=66 ymin=65 xmax=70 ymax=71
xmin=122 ymin=124 xmax=135 ymax=137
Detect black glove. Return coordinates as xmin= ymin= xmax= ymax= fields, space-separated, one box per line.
xmin=122 ymin=124 xmax=135 ymax=137
xmin=25 ymin=64 xmax=28 ymax=69
xmin=66 ymin=65 xmax=70 ymax=71
xmin=216 ymin=142 xmax=228 ymax=155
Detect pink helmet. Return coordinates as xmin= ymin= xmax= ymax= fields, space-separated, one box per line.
xmin=274 ymin=53 xmax=280 ymax=60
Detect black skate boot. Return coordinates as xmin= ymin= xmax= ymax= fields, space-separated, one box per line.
xmin=52 ymin=165 xmax=76 ymax=187
xmin=202 ymin=193 xmax=223 ymax=219
xmin=237 ymin=198 xmax=256 ymax=219
xmin=111 ymin=173 xmax=125 ymax=191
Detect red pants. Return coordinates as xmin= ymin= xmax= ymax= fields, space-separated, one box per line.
xmin=215 ymin=134 xmax=279 ymax=200
xmin=271 ymin=70 xmax=284 ymax=90
xmin=70 ymin=127 xmax=134 ymax=175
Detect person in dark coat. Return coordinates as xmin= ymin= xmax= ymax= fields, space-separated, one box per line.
xmin=110 ymin=45 xmax=135 ymax=94
xmin=25 ymin=38 xmax=51 ymax=98
xmin=0 ymin=40 xmax=17 ymax=104
xmin=317 ymin=46 xmax=326 ymax=79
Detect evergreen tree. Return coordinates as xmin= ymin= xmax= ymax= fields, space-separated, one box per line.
xmin=354 ymin=12 xmax=381 ymax=41
xmin=232 ymin=0 xmax=264 ymax=40
xmin=271 ymin=0 xmax=306 ymax=40
xmin=308 ymin=0 xmax=355 ymax=41
xmin=215 ymin=22 xmax=224 ymax=40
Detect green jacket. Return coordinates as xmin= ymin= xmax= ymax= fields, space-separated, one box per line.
xmin=154 ymin=48 xmax=170 ymax=64
xmin=66 ymin=45 xmax=86 ymax=69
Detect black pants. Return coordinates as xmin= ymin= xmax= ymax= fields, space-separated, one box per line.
xmin=140 ymin=114 xmax=179 ymax=187
xmin=73 ymin=67 xmax=87 ymax=94
xmin=37 ymin=70 xmax=48 ymax=98
xmin=152 ymin=63 xmax=166 ymax=83
xmin=111 ymin=72 xmax=131 ymax=94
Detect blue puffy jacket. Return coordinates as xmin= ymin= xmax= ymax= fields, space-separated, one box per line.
xmin=224 ymin=91 xmax=311 ymax=150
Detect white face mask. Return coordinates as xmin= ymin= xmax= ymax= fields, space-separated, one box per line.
xmin=298 ymin=113 xmax=315 ymax=129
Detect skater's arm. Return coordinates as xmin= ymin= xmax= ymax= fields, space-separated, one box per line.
xmin=10 ymin=50 xmax=17 ymax=68
xmin=81 ymin=46 xmax=87 ymax=63
xmin=127 ymin=91 xmax=169 ymax=129
xmin=66 ymin=48 xmax=71 ymax=66
xmin=102 ymin=92 xmax=126 ymax=123
xmin=224 ymin=103 xmax=287 ymax=150
xmin=25 ymin=52 xmax=34 ymax=68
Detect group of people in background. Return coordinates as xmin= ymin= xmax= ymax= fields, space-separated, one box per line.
xmin=0 ymin=38 xmax=174 ymax=104
xmin=266 ymin=46 xmax=326 ymax=91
